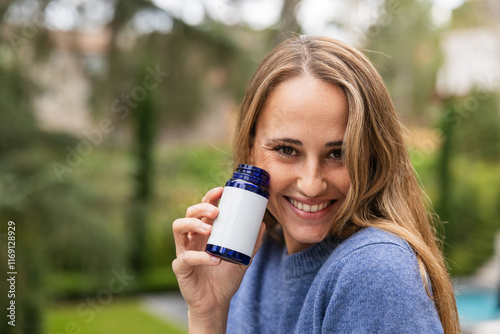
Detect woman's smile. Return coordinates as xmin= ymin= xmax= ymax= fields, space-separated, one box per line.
xmin=285 ymin=196 xmax=334 ymax=214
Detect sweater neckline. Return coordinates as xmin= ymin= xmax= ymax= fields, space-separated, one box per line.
xmin=281 ymin=234 xmax=339 ymax=279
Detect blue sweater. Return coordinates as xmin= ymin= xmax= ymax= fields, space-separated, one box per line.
xmin=227 ymin=227 xmax=443 ymax=333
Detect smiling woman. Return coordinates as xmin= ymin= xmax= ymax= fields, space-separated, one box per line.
xmin=172 ymin=36 xmax=460 ymax=334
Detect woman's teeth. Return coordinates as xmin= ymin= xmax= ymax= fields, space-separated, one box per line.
xmin=288 ymin=197 xmax=332 ymax=213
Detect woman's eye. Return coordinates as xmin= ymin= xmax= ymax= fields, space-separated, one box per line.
xmin=275 ymin=145 xmax=296 ymax=156
xmin=329 ymin=149 xmax=343 ymax=160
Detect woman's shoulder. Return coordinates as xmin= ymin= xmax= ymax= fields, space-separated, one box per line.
xmin=320 ymin=227 xmax=420 ymax=286
xmin=332 ymin=226 xmax=415 ymax=264
xmin=308 ymin=227 xmax=443 ymax=333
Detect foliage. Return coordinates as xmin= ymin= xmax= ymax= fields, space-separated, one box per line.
xmin=431 ymin=91 xmax=500 ymax=275
xmin=37 ymin=143 xmax=232 ymax=298
xmin=448 ymin=91 xmax=500 ymax=162
xmin=364 ymin=0 xmax=442 ymax=123
xmin=0 ymin=60 xmax=128 ymax=334
xmin=450 ymin=0 xmax=488 ymax=29
xmin=90 ymin=11 xmax=256 ymax=133
xmin=412 ymin=91 xmax=500 ymax=276
xmin=83 ymin=0 xmax=263 ymax=278
xmin=148 ymin=144 xmax=233 ymax=269
xmin=414 ymin=151 xmax=500 ymax=276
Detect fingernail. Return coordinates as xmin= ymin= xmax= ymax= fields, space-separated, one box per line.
xmin=201 ymin=223 xmax=211 ymax=232
xmin=211 ymin=256 xmax=221 ymax=264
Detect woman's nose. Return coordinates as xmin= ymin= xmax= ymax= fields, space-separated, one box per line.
xmin=296 ymin=160 xmax=327 ymax=198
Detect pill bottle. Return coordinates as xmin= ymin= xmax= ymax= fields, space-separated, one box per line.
xmin=206 ymin=164 xmax=269 ymax=266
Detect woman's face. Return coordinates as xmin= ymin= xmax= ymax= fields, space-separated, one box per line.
xmin=250 ymin=74 xmax=351 ymax=254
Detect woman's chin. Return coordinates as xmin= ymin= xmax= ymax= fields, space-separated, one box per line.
xmin=282 ymin=225 xmax=331 ymax=253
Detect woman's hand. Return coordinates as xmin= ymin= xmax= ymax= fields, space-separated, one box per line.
xmin=172 ymin=187 xmax=266 ymax=333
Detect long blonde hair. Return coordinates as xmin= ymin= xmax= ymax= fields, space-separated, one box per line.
xmin=234 ymin=36 xmax=459 ymax=333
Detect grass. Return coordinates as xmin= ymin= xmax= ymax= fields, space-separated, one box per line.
xmin=45 ymin=298 xmax=187 ymax=334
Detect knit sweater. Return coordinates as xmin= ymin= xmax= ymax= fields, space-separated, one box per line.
xmin=227 ymin=227 xmax=443 ymax=333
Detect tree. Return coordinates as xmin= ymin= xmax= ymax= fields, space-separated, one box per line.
xmin=277 ymin=0 xmax=302 ymax=41
xmin=95 ymin=1 xmax=249 ymax=274
xmin=363 ymin=0 xmax=442 ymax=124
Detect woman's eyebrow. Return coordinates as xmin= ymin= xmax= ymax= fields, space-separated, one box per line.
xmin=266 ymin=137 xmax=303 ymax=146
xmin=266 ymin=138 xmax=343 ymax=147
xmin=326 ymin=141 xmax=343 ymax=147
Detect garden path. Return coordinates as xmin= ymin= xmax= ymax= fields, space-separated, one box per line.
xmin=141 ymin=292 xmax=188 ymax=330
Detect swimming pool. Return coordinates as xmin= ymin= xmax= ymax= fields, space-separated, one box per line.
xmin=455 ymin=286 xmax=500 ymax=324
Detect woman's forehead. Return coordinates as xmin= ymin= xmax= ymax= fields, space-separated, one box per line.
xmin=256 ymin=75 xmax=348 ymax=139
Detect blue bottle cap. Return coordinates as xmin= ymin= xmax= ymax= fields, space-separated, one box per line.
xmin=236 ymin=164 xmax=270 ymax=185
xmin=224 ymin=164 xmax=270 ymax=199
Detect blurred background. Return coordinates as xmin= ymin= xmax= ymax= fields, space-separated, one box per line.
xmin=0 ymin=0 xmax=499 ymax=333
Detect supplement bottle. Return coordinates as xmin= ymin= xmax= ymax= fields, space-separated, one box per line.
xmin=206 ymin=164 xmax=269 ymax=265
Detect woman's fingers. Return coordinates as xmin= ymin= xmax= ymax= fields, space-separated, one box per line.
xmin=173 ymin=217 xmax=212 ymax=237
xmin=171 ymin=188 xmax=226 ymax=282
xmin=173 ymin=218 xmax=212 ymax=253
xmin=173 ymin=201 xmax=219 ymax=250
xmin=201 ymin=187 xmax=224 ymax=206
xmin=185 ymin=202 xmax=219 ymax=219
xmin=172 ymin=189 xmax=224 ymax=270
xmin=172 ymin=250 xmax=221 ymax=279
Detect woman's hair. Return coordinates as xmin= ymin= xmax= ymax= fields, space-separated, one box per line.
xmin=233 ymin=36 xmax=459 ymax=333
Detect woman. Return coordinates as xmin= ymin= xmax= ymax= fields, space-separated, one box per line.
xmin=172 ymin=35 xmax=460 ymax=333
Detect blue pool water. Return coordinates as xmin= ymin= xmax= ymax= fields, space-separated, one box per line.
xmin=455 ymin=287 xmax=500 ymax=324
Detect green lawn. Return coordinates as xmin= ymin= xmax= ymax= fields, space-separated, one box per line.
xmin=45 ymin=298 xmax=187 ymax=334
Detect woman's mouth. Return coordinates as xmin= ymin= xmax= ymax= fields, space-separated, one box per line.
xmin=286 ymin=197 xmax=334 ymax=213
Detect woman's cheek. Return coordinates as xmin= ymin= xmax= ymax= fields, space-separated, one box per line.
xmin=253 ymin=150 xmax=279 ymax=171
